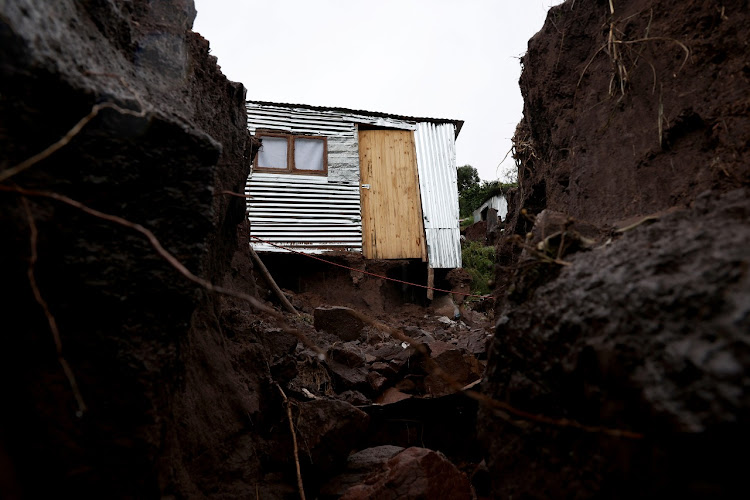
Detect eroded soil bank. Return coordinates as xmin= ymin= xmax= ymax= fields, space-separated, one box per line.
xmin=483 ymin=0 xmax=749 ymax=497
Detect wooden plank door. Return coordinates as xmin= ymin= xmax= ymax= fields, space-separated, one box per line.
xmin=358 ymin=129 xmax=427 ymax=260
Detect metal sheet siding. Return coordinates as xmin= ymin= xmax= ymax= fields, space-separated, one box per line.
xmin=246 ymin=173 xmax=362 ymax=253
xmin=247 ymin=102 xmax=416 ymax=138
xmin=414 ymin=122 xmax=462 ymax=269
xmin=247 ymin=104 xmax=357 ymax=138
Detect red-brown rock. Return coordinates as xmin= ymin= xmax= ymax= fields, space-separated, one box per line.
xmin=339 ymin=447 xmax=472 ymax=500
xmin=424 ymin=340 xmax=482 ymax=396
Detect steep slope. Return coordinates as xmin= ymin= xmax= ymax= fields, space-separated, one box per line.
xmin=0 ymin=1 xmax=274 ymax=497
xmin=482 ymin=0 xmax=750 ymax=497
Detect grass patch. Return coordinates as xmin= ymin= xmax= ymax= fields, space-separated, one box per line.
xmin=462 ymin=240 xmax=495 ymax=296
xmin=460 ymin=217 xmax=475 ymax=230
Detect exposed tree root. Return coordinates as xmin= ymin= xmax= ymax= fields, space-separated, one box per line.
xmin=19 ymin=195 xmax=87 ymax=417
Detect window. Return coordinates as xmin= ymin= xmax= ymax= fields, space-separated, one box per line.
xmin=254 ymin=133 xmax=327 ymax=175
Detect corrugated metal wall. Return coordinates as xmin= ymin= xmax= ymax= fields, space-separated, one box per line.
xmin=245 ymin=173 xmax=362 ymax=253
xmin=414 ymin=122 xmax=462 ymax=269
xmin=247 ymin=103 xmax=360 ymax=184
xmin=473 ymin=194 xmax=508 ymax=223
xmin=246 ymin=103 xmax=362 ymax=252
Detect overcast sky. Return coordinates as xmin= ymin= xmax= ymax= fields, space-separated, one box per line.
xmin=193 ymin=0 xmax=562 ymax=181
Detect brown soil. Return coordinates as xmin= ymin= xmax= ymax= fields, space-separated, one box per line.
xmin=511 ymin=0 xmax=749 ymax=230
xmin=462 ymin=220 xmax=488 ymax=244
xmin=485 ymin=0 xmax=750 ymax=498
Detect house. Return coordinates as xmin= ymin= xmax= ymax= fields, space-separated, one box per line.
xmin=472 ymin=193 xmax=508 ymax=224
xmin=244 ymin=101 xmax=464 ymax=271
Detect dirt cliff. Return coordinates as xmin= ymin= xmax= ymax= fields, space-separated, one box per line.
xmin=484 ymin=0 xmax=750 ymax=497
xmin=0 ymin=1 xmax=273 ymax=497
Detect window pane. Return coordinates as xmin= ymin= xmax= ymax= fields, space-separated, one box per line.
xmin=294 ymin=138 xmax=325 ymax=171
xmin=257 ymin=136 xmax=288 ymax=169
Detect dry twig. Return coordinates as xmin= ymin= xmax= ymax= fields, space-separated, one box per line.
xmin=0 ymin=102 xmax=147 ymax=184
xmin=214 ymin=190 xmax=253 ymax=199
xmin=276 ymin=384 xmax=306 ymax=500
xmin=0 ymin=185 xmax=325 ymax=357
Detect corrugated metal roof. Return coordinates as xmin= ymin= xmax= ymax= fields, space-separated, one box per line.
xmin=414 ymin=122 xmax=462 ymax=269
xmin=248 ymin=100 xmax=463 ymax=138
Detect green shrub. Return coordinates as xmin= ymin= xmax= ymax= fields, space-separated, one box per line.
xmin=462 ymin=240 xmax=495 ymax=296
xmin=460 ymin=217 xmax=475 ymax=229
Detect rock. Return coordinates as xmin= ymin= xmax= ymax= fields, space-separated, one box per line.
xmin=326 ymin=342 xmax=368 ymax=392
xmin=320 ymin=446 xmax=405 ymax=498
xmin=430 ymin=293 xmax=459 ymax=318
xmin=369 ymin=343 xmax=416 ymax=377
xmin=456 ymin=329 xmax=492 ymax=359
xmin=437 ymin=316 xmax=457 ymax=326
xmin=314 ymin=306 xmax=367 ymax=341
xmin=294 ymin=399 xmax=370 ymax=475
xmin=394 ymin=378 xmax=416 ymax=393
xmin=260 ymin=327 xmax=299 ymax=358
xmin=326 ymin=343 xmax=370 ymax=391
xmin=376 ymin=387 xmax=412 ymax=405
xmin=325 ymin=351 xmax=367 ymax=392
xmin=367 ymin=371 xmax=388 ymax=392
xmin=328 ymin=361 xmax=369 ymax=392
xmin=330 ymin=343 xmax=366 ymax=367
xmin=483 ymin=189 xmax=750 ymax=497
xmin=424 ymin=341 xmax=482 ymax=396
xmin=338 ymin=390 xmax=371 ymax=406
xmin=457 ymin=307 xmax=488 ymax=328
xmin=370 ymin=343 xmax=405 ymax=360
xmin=0 ymin=0 xmax=270 ymax=497
xmin=370 ymin=361 xmax=391 ymax=373
xmin=339 ymin=447 xmax=472 ymax=500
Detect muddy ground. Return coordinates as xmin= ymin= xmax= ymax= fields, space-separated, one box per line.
xmin=1 ymin=0 xmax=749 ymax=498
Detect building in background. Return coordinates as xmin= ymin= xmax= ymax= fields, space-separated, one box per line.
xmin=245 ymin=101 xmax=464 ymax=271
xmin=472 ymin=193 xmax=508 ymax=224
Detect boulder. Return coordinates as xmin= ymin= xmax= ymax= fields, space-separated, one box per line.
xmin=314 ymin=306 xmax=366 ymax=341
xmin=326 ymin=344 xmax=369 ymax=391
xmin=294 ymin=399 xmax=370 ymax=475
xmin=320 ymin=446 xmax=405 ymax=499
xmin=375 ymin=387 xmax=412 ymax=405
xmin=424 ymin=340 xmax=482 ymax=396
xmin=456 ymin=329 xmax=492 ymax=359
xmin=430 ymin=293 xmax=460 ymax=318
xmin=339 ymin=447 xmax=472 ymax=500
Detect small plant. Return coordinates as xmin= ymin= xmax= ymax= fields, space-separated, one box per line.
xmin=460 ymin=217 xmax=474 ymax=230
xmin=462 ymin=240 xmax=496 ymax=296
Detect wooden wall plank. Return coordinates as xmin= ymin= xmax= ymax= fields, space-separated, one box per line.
xmin=358 ymin=129 xmax=426 ymax=259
